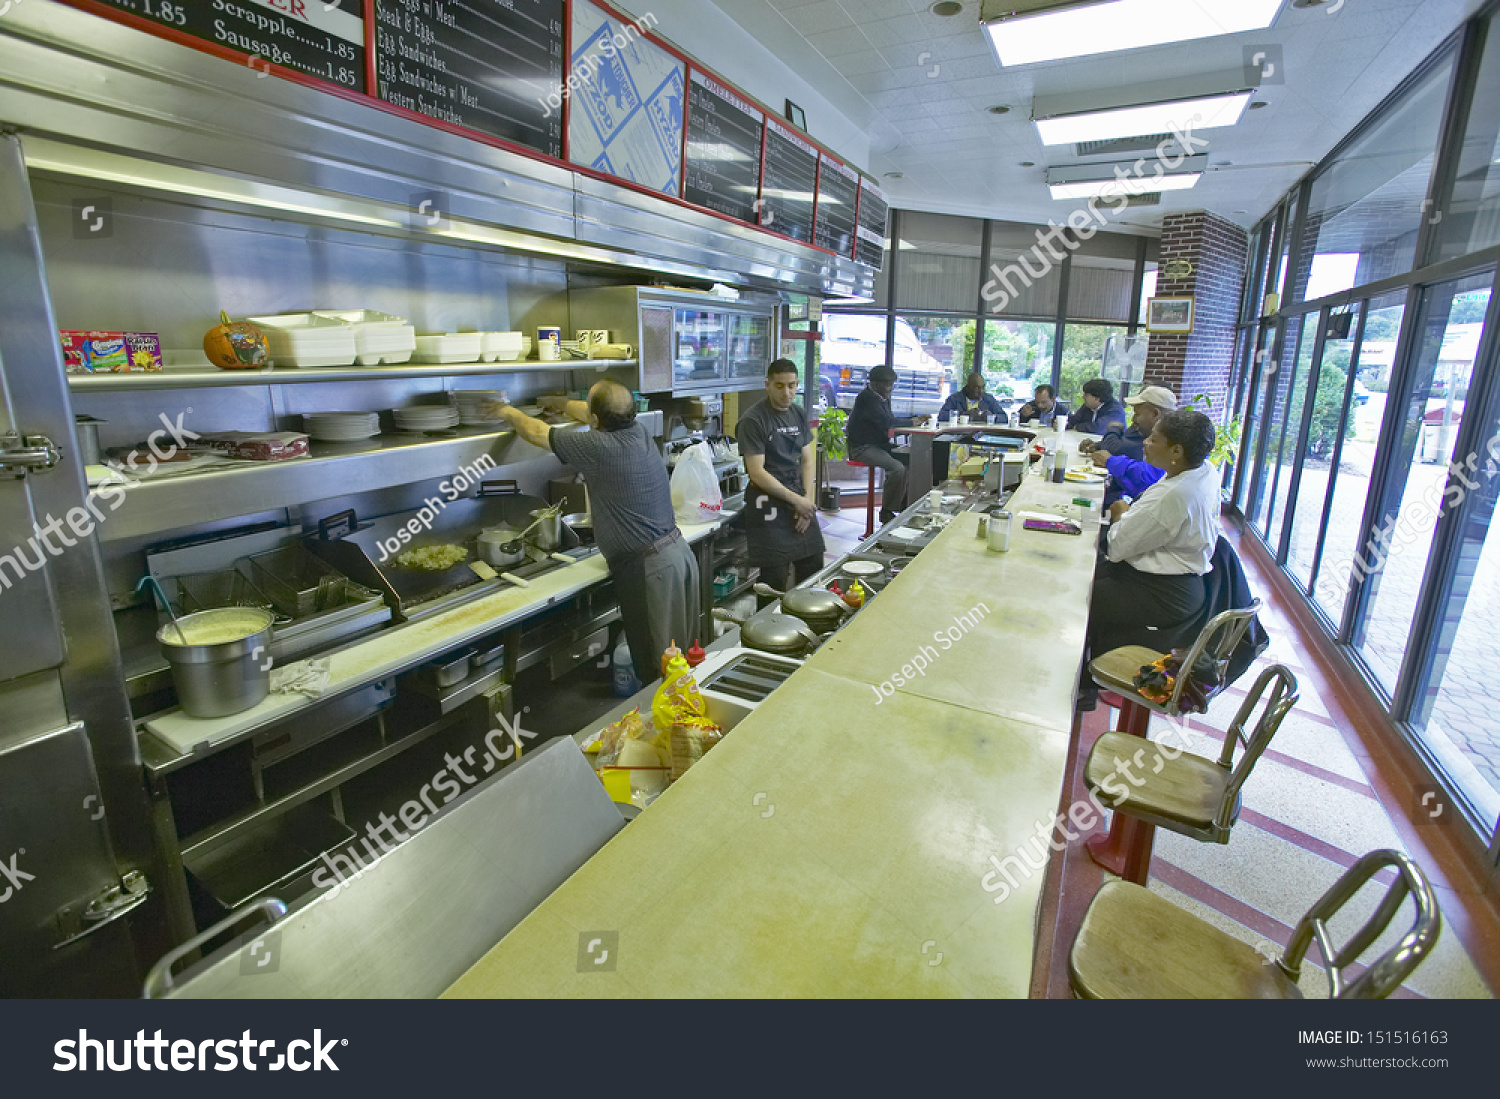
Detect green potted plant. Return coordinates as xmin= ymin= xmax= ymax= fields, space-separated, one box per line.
xmin=1188 ymin=394 xmax=1242 ymax=503
xmin=815 ymin=408 xmax=848 ymax=512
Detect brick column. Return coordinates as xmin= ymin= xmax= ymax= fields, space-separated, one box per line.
xmin=1144 ymin=211 xmax=1248 ymax=417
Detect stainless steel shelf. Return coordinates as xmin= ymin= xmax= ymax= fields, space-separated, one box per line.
xmin=67 ymin=360 xmax=639 ymax=391
xmin=97 ymin=428 xmax=520 ymax=542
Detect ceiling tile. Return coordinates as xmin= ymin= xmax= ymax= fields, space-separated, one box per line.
xmin=782 ymin=0 xmax=852 ymax=36
xmin=803 ymin=25 xmax=876 ymax=57
xmin=841 ymin=0 xmax=920 ymax=21
xmin=858 ymin=14 xmax=929 ymax=49
xmin=831 ymin=49 xmax=895 ymax=76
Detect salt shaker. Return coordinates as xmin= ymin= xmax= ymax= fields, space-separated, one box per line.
xmin=987 ymin=510 xmax=1012 ymax=552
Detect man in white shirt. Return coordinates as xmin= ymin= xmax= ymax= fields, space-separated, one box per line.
xmin=1083 ymin=409 xmax=1221 ymax=700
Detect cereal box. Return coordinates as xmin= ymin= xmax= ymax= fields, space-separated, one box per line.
xmin=61 ymin=331 xmax=164 ymax=373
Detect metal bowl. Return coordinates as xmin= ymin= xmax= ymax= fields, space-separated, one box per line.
xmin=562 ymin=512 xmax=593 ymax=544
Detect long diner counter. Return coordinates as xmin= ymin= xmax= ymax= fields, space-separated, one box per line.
xmin=445 ymin=446 xmax=1105 ymax=997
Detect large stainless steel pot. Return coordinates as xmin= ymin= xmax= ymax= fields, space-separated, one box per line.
xmin=529 ymin=507 xmax=562 ymax=551
xmin=156 ymin=607 xmax=275 ymax=718
xmin=740 ymin=611 xmax=821 ymax=657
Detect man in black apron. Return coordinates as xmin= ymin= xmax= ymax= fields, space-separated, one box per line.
xmin=738 ymin=359 xmax=824 ymax=595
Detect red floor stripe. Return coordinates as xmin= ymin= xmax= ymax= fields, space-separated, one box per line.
xmin=1153 ymin=715 xmax=1379 ymax=800
xmin=1237 ymin=808 xmax=1400 ymax=885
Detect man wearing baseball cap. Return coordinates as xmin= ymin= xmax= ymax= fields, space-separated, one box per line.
xmin=1089 ymin=385 xmax=1177 ymax=508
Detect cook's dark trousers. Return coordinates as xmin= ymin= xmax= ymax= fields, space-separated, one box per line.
xmin=1086 ymin=559 xmax=1208 ymax=660
xmin=611 ymin=533 xmax=701 ymax=684
xmin=848 ymin=443 xmax=909 ymax=524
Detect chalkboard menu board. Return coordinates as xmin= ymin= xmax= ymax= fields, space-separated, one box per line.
xmin=855 ymin=179 xmax=889 ymax=269
xmin=91 ymin=0 xmax=366 ymax=91
xmin=683 ymin=72 xmax=764 ymax=224
xmin=759 ymin=118 xmax=818 ymax=244
xmin=373 ymin=0 xmax=564 ymax=158
xmin=815 ymin=155 xmax=859 ymax=258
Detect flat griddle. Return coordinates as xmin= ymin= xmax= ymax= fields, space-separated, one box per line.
xmin=307 ymin=482 xmax=587 ymax=620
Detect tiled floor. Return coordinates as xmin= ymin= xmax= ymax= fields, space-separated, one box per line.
xmin=1032 ymin=519 xmax=1500 ymax=999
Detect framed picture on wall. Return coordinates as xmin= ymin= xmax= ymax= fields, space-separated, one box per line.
xmin=1147 ymin=296 xmax=1195 ymax=333
xmin=785 ymin=99 xmax=807 ymax=131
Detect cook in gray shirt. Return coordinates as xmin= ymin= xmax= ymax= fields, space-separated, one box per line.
xmin=489 ymin=381 xmax=700 ymax=683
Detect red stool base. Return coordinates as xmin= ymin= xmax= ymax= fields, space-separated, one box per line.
xmin=847 ymin=461 xmax=879 ymax=537
xmin=1085 ymin=695 xmax=1157 ymax=885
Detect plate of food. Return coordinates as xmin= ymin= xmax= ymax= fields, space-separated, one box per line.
xmin=1064 ymin=467 xmax=1107 ymax=483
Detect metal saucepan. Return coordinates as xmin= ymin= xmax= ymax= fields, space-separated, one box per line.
xmin=156 ymin=607 xmax=275 ymax=718
xmin=477 ymin=526 xmax=527 ymax=568
xmin=529 ymin=506 xmax=563 ymax=551
xmin=562 ymin=512 xmax=593 ymax=544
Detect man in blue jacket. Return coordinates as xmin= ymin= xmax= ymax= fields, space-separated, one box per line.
xmin=1087 ymin=386 xmax=1176 ymax=508
xmin=937 ymin=371 xmax=1008 ymax=424
xmin=1067 ymin=378 xmax=1127 ymax=437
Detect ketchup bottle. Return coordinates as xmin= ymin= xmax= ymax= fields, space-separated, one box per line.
xmin=686 ymin=639 xmax=706 ymax=668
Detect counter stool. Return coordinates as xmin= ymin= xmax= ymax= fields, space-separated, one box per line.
xmin=1083 ymin=601 xmax=1263 ymax=882
xmin=846 ymin=460 xmax=880 ymax=537
xmin=1083 ymin=662 xmax=1298 ymax=880
xmin=1069 ymin=849 xmax=1441 ymax=998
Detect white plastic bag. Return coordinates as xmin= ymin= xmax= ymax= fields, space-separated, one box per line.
xmin=671 ymin=441 xmax=723 ymax=524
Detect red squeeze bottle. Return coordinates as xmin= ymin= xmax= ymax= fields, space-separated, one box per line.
xmin=661 ymin=638 xmax=683 ymax=677
xmin=686 ymin=639 xmax=706 ymax=668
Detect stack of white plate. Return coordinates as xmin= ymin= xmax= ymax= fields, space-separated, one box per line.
xmin=393 ymin=406 xmax=460 ymax=432
xmin=455 ymin=391 xmax=507 ymax=426
xmin=305 ymin=411 xmax=380 ymax=441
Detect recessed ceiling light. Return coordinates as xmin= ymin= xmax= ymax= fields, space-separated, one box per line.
xmin=981 ymin=0 xmax=1282 ymax=67
xmin=1233 ymin=210 xmax=1249 ymax=214
xmin=1034 ymin=91 xmax=1253 ymax=146
xmin=931 ymin=1 xmax=964 ymax=16
xmin=1291 ymin=0 xmax=1337 ymax=8
xmin=988 ymin=105 xmax=1011 ymax=115
xmin=884 ymin=171 xmax=905 ymax=179
xmin=1019 ymin=161 xmax=1036 ymax=167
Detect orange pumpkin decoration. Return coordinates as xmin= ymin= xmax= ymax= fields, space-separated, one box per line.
xmin=205 ymin=310 xmax=270 ymax=370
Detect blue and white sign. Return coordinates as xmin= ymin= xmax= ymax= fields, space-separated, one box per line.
xmin=568 ymin=0 xmax=685 ymax=197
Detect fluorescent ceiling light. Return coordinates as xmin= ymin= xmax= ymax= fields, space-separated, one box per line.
xmin=1048 ymin=174 xmax=1201 ymax=200
xmin=1045 ymin=155 xmax=1207 ymax=200
xmin=1034 ymin=91 xmax=1252 ymax=146
xmin=982 ymin=0 xmax=1283 ymax=67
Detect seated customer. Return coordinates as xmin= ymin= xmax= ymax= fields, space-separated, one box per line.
xmin=937 ymin=372 xmax=1008 ymax=424
xmin=1017 ymin=384 xmax=1066 ymax=427
xmin=1087 ymin=385 xmax=1175 ymax=507
xmin=847 ymin=364 xmax=913 ymax=525
xmin=1085 ymin=385 xmax=1175 ymax=461
xmin=1084 ymin=409 xmax=1222 ymax=685
xmin=1067 ymin=378 xmax=1128 ymax=437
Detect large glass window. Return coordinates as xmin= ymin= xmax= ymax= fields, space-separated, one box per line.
xmin=900 ymin=313 xmax=972 ymax=417
xmin=1236 ymin=324 xmax=1275 ymax=517
xmin=1309 ymin=293 xmax=1408 ymax=627
xmin=977 ymin=320 xmax=1055 ymax=418
xmin=1430 ymin=11 xmax=1500 ymax=263
xmin=1059 ymin=323 xmax=1129 ymax=409
xmin=815 ymin=312 xmax=886 ymax=414
xmin=1297 ymin=55 xmax=1457 ymax=302
xmin=1354 ymin=274 xmax=1492 ymax=694
xmin=896 ymin=213 xmax=984 ymax=313
xmin=1409 ymin=280 xmax=1500 ymax=822
xmin=1286 ymin=309 xmax=1360 ymax=591
xmin=1261 ymin=314 xmax=1320 ymax=552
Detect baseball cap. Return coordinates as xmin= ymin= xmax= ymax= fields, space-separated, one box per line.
xmin=1125 ymin=386 xmax=1178 ymax=411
